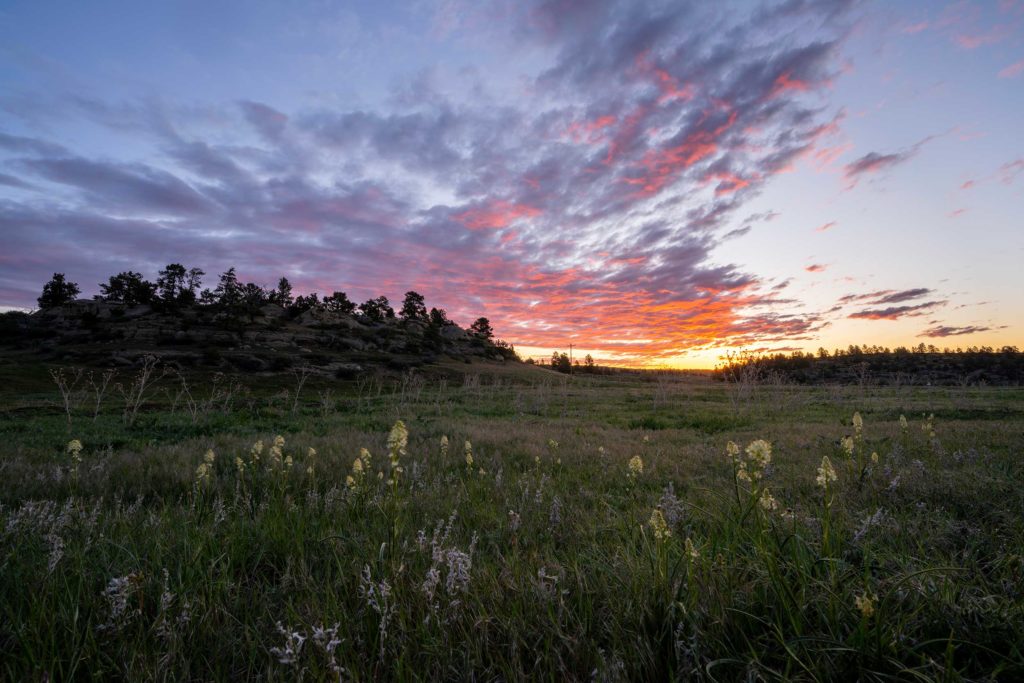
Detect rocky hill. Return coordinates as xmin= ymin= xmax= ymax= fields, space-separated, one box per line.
xmin=0 ymin=300 xmax=517 ymax=376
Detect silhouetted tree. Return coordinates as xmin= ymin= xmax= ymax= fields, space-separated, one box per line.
xmin=400 ymin=291 xmax=427 ymax=321
xmin=38 ymin=273 xmax=80 ymax=309
xmin=359 ymin=296 xmax=394 ymax=323
xmin=323 ymin=291 xmax=356 ymax=316
xmin=551 ymin=351 xmax=571 ymax=373
xmin=289 ymin=292 xmax=321 ymax=317
xmin=428 ymin=307 xmax=450 ymax=328
xmin=213 ymin=268 xmax=242 ymax=308
xmin=469 ymin=317 xmax=494 ymax=340
xmin=269 ymin=277 xmax=294 ymax=308
xmin=156 ymin=264 xmax=203 ymax=305
xmin=240 ymin=282 xmax=268 ymax=321
xmin=584 ymin=354 xmax=595 ymax=370
xmin=99 ymin=271 xmax=156 ymax=306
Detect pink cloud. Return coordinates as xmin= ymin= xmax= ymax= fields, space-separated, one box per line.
xmin=805 ymin=263 xmax=828 ymax=273
xmin=814 ymin=221 xmax=837 ymax=233
xmin=998 ymin=60 xmax=1024 ymax=78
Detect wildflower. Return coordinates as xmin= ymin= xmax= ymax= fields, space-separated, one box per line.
xmin=899 ymin=414 xmax=908 ymax=430
xmin=736 ymin=462 xmax=751 ymax=482
xmin=250 ymin=440 xmax=263 ymax=464
xmin=841 ymin=436 xmax=855 ymax=457
xmin=685 ymin=537 xmax=699 ymax=559
xmin=649 ymin=509 xmax=671 ymax=540
xmin=547 ymin=439 xmax=559 ymax=450
xmin=270 ymin=622 xmax=306 ymax=666
xmin=816 ymin=456 xmax=837 ymax=489
xmin=922 ymin=414 xmax=936 ymax=438
xmin=387 ymin=420 xmax=408 ymax=460
xmin=725 ymin=441 xmax=740 ymax=461
xmin=854 ymin=592 xmax=877 ymax=618
xmin=759 ymin=487 xmax=778 ymax=511
xmin=235 ymin=456 xmax=245 ymax=474
xmin=204 ymin=449 xmax=216 ymax=465
xmin=852 ymin=412 xmax=863 ymax=438
xmin=307 ymin=447 xmax=316 ymax=458
xmin=67 ymin=439 xmax=83 ymax=459
xmin=195 ymin=462 xmax=212 ymax=485
xmin=464 ymin=440 xmax=473 ymax=469
xmin=478 ymin=467 xmax=486 ymax=476
xmin=508 ymin=509 xmax=521 ymax=533
xmin=745 ymin=439 xmax=772 ymax=468
xmin=345 ymin=475 xmax=356 ymax=489
xmin=628 ymin=455 xmax=644 ymax=478
xmin=870 ymin=451 xmax=879 ymax=464
xmin=273 ymin=435 xmax=285 ymax=449
xmin=353 ymin=457 xmax=364 ymax=475
xmin=440 ymin=435 xmax=449 ymax=457
xmin=284 ymin=455 xmax=294 ymax=470
xmin=359 ymin=447 xmax=371 ymax=466
xmin=643 ymin=435 xmax=650 ymax=443
xmin=270 ymin=436 xmax=283 ymax=466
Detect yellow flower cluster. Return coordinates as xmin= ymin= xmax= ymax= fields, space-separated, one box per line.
xmin=195 ymin=449 xmax=216 ymax=485
xmin=346 ymin=448 xmax=372 ymax=489
xmin=841 ymin=436 xmax=855 ymax=457
xmin=464 ymin=440 xmax=474 ymax=469
xmin=649 ymin=508 xmax=671 ymax=541
xmin=627 ymin=455 xmax=644 ymax=479
xmin=854 ymin=592 xmax=877 ymax=618
xmin=67 ymin=439 xmax=83 ymax=465
xmin=922 ymin=413 xmax=936 ymax=439
xmin=899 ymin=414 xmax=908 ymax=431
xmin=727 ymin=439 xmax=772 ymax=483
xmin=852 ymin=411 xmax=863 ymax=439
xmin=387 ymin=421 xmax=407 ymax=485
xmin=440 ymin=435 xmax=449 ymax=458
xmin=816 ymin=455 xmax=837 ymax=489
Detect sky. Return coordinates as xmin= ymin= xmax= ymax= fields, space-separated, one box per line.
xmin=0 ymin=0 xmax=1021 ymax=368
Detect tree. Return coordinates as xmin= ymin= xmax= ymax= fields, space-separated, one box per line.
xmin=551 ymin=351 xmax=571 ymax=373
xmin=156 ymin=264 xmax=187 ymax=303
xmin=38 ymin=273 xmax=80 ymax=308
xmin=400 ymin=291 xmax=427 ymax=321
xmin=359 ymin=296 xmax=394 ymax=323
xmin=240 ymin=282 xmax=268 ymax=321
xmin=213 ymin=268 xmax=242 ymax=308
xmin=469 ymin=317 xmax=494 ymax=340
xmin=99 ymin=271 xmax=156 ymax=306
xmin=269 ymin=277 xmax=294 ymax=308
xmin=289 ymin=292 xmax=321 ymax=317
xmin=584 ymin=354 xmax=595 ymax=370
xmin=428 ymin=307 xmax=450 ymax=328
xmin=323 ymin=291 xmax=356 ymax=316
xmin=154 ymin=264 xmax=203 ymax=305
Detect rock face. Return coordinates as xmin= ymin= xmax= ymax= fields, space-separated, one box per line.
xmin=0 ymin=300 xmax=517 ymax=374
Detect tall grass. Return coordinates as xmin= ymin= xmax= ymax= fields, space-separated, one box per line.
xmin=1 ymin=366 xmax=1022 ymax=680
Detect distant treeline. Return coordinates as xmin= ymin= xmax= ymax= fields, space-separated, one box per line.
xmin=16 ymin=267 xmax=520 ymax=360
xmin=711 ymin=345 xmax=1024 ymax=386
xmin=33 ymin=266 xmax=496 ymax=334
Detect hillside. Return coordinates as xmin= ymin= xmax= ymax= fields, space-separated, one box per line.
xmin=0 ymin=299 xmax=517 ymax=376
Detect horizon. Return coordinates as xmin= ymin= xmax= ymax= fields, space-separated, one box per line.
xmin=1 ymin=0 xmax=1022 ymax=369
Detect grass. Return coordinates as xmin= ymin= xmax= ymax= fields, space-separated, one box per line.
xmin=1 ymin=359 xmax=1022 ymax=680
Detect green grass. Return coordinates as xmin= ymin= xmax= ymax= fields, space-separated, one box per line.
xmin=1 ymin=359 xmax=1022 ymax=680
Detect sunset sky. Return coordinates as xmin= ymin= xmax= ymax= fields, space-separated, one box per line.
xmin=0 ymin=0 xmax=1021 ymax=367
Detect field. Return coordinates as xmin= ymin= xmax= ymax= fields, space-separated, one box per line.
xmin=1 ymin=359 xmax=1022 ymax=681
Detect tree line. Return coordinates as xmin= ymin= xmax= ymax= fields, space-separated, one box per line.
xmin=35 ymin=268 xmax=495 ymax=340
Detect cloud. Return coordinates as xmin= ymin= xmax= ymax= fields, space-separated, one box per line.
xmin=814 ymin=220 xmax=837 ymax=232
xmin=0 ymin=0 xmax=859 ymax=364
xmin=805 ymin=263 xmax=827 ymax=273
xmin=15 ymin=157 xmax=215 ymax=215
xmin=842 ymin=136 xmax=934 ymax=187
xmin=848 ymin=301 xmax=944 ymax=320
xmin=998 ymin=60 xmax=1024 ymax=79
xmin=919 ymin=324 xmax=991 ymax=337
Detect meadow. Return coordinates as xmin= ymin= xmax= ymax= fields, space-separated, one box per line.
xmin=1 ymin=359 xmax=1022 ymax=681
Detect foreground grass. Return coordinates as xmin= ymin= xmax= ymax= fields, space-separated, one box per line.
xmin=1 ymin=361 xmax=1023 ymax=680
